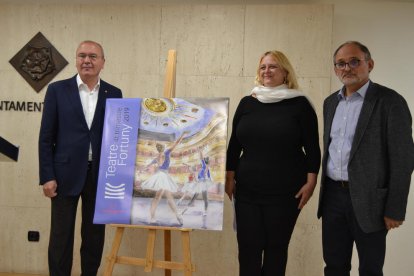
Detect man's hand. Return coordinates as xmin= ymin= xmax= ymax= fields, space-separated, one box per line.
xmin=43 ymin=180 xmax=58 ymax=198
xmin=384 ymin=216 xmax=403 ymax=230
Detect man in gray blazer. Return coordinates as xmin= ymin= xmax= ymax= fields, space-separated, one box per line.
xmin=317 ymin=41 xmax=414 ymax=276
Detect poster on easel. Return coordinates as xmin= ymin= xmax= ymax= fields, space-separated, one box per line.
xmin=94 ymin=97 xmax=229 ymax=230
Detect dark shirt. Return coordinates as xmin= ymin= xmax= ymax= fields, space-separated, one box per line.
xmin=226 ymin=95 xmax=321 ymax=203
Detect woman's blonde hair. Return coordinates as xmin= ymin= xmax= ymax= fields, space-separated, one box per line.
xmin=255 ymin=50 xmax=299 ymax=89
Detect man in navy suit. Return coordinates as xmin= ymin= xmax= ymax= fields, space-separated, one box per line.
xmin=318 ymin=41 xmax=414 ymax=276
xmin=39 ymin=40 xmax=122 ymax=275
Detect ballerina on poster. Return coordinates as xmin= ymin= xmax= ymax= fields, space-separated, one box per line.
xmin=178 ymin=148 xmax=214 ymax=217
xmin=131 ymin=97 xmax=228 ymax=230
xmin=140 ymin=131 xmax=188 ymax=225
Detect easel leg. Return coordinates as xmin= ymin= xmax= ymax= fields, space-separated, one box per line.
xmin=164 ymin=49 xmax=175 ymax=276
xmin=104 ymin=227 xmax=125 ymax=276
xmin=144 ymin=229 xmax=156 ymax=272
xmin=182 ymin=231 xmax=192 ymax=276
xmin=165 ymin=230 xmax=172 ymax=276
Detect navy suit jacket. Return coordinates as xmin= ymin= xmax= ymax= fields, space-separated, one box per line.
xmin=317 ymin=82 xmax=414 ymax=233
xmin=39 ymin=75 xmax=122 ymax=196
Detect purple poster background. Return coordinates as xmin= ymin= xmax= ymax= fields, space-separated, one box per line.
xmin=94 ymin=98 xmax=141 ymax=224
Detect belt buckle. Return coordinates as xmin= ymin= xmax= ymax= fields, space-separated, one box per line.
xmin=340 ymin=181 xmax=348 ymax=188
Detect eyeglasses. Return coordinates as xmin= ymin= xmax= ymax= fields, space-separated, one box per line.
xmin=77 ymin=53 xmax=102 ymax=61
xmin=334 ymin=58 xmax=363 ymax=70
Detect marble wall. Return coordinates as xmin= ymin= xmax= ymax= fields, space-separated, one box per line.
xmin=0 ymin=2 xmax=333 ymax=275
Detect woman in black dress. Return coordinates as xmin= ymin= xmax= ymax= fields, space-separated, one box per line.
xmin=226 ymin=50 xmax=321 ymax=276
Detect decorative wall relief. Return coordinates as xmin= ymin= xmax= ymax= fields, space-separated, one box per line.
xmin=9 ymin=32 xmax=68 ymax=93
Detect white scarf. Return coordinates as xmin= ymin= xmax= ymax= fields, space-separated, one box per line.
xmin=251 ymin=84 xmax=310 ymax=104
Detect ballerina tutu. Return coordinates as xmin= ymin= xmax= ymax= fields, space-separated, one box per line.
xmin=141 ymin=169 xmax=179 ymax=192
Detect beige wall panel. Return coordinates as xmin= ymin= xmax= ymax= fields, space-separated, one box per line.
xmin=1 ymin=4 xmax=79 ymax=70
xmin=288 ymin=222 xmax=323 ymax=276
xmin=244 ymin=4 xmax=333 ymax=78
xmin=0 ymin=4 xmax=162 ymax=91
xmin=111 ymin=73 xmax=162 ymax=98
xmin=0 ymin=2 xmax=333 ymax=275
xmin=297 ymin=76 xmax=331 ymax=119
xmin=0 ymin=206 xmax=49 ymax=273
xmin=160 ymin=5 xmax=245 ymax=77
xmin=90 ymin=5 xmax=161 ymax=77
xmin=176 ymin=76 xmax=247 ymax=98
xmin=189 ymin=224 xmax=239 ymax=276
xmin=0 ymin=78 xmax=44 ymax=208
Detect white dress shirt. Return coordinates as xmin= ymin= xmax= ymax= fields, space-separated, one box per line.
xmin=76 ymin=74 xmax=100 ymax=161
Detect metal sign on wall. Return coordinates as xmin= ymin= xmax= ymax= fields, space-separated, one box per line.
xmin=9 ymin=32 xmax=68 ymax=93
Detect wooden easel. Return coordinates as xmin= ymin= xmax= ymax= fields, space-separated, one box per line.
xmin=103 ymin=50 xmax=195 ymax=276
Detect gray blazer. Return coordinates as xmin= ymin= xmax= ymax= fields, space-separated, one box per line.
xmin=317 ymin=81 xmax=414 ymax=233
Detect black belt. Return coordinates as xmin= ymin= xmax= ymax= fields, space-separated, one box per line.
xmin=327 ymin=177 xmax=349 ymax=188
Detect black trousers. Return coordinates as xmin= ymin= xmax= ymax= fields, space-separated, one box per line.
xmin=322 ymin=178 xmax=387 ymax=276
xmin=48 ymin=166 xmax=105 ymax=276
xmin=235 ymin=196 xmax=300 ymax=276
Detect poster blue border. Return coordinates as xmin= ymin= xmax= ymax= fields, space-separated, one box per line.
xmin=94 ymin=98 xmax=141 ymax=224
